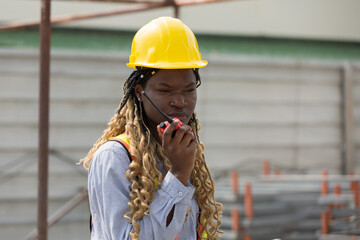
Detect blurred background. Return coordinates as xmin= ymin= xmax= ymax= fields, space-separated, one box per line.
xmin=0 ymin=0 xmax=359 ymax=239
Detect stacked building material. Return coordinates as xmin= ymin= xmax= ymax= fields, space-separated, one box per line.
xmin=215 ymin=162 xmax=360 ymax=240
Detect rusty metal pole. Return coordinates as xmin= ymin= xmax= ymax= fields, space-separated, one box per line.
xmin=0 ymin=3 xmax=166 ymax=31
xmin=37 ymin=0 xmax=51 ymax=239
xmin=174 ymin=5 xmax=179 ymax=18
xmin=173 ymin=2 xmax=179 ymax=18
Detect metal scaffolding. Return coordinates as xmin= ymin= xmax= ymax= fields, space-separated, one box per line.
xmin=1 ymin=0 xmax=356 ymax=239
xmin=0 ymin=0 xmax=236 ymax=239
xmin=0 ymin=0 xmax=233 ymax=31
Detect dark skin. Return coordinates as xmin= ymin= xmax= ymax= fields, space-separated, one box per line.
xmin=134 ymin=69 xmax=198 ymax=226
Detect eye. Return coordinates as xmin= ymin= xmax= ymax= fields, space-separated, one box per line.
xmin=185 ymin=88 xmax=196 ymax=93
xmin=158 ymin=89 xmax=171 ymax=93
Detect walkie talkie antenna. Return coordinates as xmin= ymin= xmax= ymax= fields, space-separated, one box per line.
xmin=142 ymin=91 xmax=173 ymax=123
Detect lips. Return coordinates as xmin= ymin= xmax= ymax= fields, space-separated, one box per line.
xmin=168 ymin=113 xmax=187 ymax=123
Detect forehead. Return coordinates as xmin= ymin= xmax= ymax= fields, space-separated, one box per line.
xmin=146 ymin=69 xmax=196 ymax=87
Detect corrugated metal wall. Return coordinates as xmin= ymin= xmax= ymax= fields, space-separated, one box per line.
xmin=199 ymin=57 xmax=360 ymax=175
xmin=0 ymin=48 xmax=359 ymax=239
xmin=0 ymin=49 xmax=358 ymax=174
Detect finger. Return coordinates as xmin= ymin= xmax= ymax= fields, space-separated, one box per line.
xmin=171 ymin=124 xmax=192 ymax=144
xmin=188 ymin=140 xmax=198 ymax=156
xmin=157 ymin=125 xmax=163 ymax=141
xmin=182 ymin=124 xmax=193 ymax=133
xmin=163 ymin=119 xmax=181 ymax=144
xmin=176 ymin=124 xmax=194 ymax=142
xmin=180 ymin=131 xmax=196 ymax=147
xmin=188 ymin=139 xmax=198 ymax=151
xmin=186 ymin=140 xmax=198 ymax=157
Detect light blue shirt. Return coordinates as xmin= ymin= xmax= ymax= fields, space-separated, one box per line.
xmin=88 ymin=141 xmax=199 ymax=240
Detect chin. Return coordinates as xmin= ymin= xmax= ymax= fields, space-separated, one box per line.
xmin=173 ymin=116 xmax=188 ymax=124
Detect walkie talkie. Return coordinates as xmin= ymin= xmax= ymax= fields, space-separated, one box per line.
xmin=141 ymin=91 xmax=183 ymax=136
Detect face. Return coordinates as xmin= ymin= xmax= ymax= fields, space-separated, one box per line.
xmin=135 ymin=69 xmax=197 ymax=134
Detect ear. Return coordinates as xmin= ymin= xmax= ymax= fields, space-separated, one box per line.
xmin=134 ymin=84 xmax=144 ymax=101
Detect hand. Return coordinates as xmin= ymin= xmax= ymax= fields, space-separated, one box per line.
xmin=157 ymin=119 xmax=197 ymax=185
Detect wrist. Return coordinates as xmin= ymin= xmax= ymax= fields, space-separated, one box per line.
xmin=170 ymin=169 xmax=190 ymax=186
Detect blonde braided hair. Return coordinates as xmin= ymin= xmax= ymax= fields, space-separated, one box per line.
xmin=80 ymin=68 xmax=223 ymax=239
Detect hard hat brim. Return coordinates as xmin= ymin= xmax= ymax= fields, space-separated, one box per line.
xmin=127 ymin=60 xmax=208 ymax=69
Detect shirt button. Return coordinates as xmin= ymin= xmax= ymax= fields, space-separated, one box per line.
xmin=178 ymin=192 xmax=183 ymax=196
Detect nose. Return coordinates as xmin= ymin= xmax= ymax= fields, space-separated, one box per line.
xmin=170 ymin=93 xmax=186 ymax=108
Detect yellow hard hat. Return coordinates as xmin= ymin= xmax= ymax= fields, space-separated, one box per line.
xmin=127 ymin=16 xmax=207 ymax=69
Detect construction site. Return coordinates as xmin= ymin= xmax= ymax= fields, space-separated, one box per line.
xmin=0 ymin=0 xmax=360 ymax=239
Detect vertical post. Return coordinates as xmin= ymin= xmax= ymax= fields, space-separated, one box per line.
xmin=321 ymin=181 xmax=328 ymax=195
xmin=334 ymin=184 xmax=341 ymax=196
xmin=321 ymin=211 xmax=329 ymax=234
xmin=231 ymin=209 xmax=240 ymax=231
xmin=244 ymin=183 xmax=253 ymax=219
xmin=174 ymin=4 xmax=179 ymax=18
xmin=231 ymin=170 xmax=239 ymax=197
xmin=263 ymin=160 xmax=270 ymax=177
xmin=340 ymin=62 xmax=355 ymax=174
xmin=38 ymin=0 xmax=51 ymax=239
xmin=351 ymin=181 xmax=359 ymax=206
xmin=242 ymin=234 xmax=251 ymax=240
xmin=333 ymin=184 xmax=342 ymax=208
xmin=321 ymin=171 xmax=328 ymax=195
xmin=166 ymin=0 xmax=179 ymax=18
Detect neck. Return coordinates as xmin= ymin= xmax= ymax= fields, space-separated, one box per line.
xmin=142 ymin=116 xmax=162 ymax=144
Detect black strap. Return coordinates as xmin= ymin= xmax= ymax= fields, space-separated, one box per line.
xmin=108 ymin=139 xmax=133 ymax=163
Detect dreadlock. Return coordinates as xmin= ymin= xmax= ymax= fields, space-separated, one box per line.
xmin=80 ymin=67 xmax=222 ymax=239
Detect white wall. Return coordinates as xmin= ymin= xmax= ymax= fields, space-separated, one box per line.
xmin=1 ymin=0 xmax=360 ymax=41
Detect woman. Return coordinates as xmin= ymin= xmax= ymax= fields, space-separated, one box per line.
xmin=80 ymin=16 xmax=223 ymax=240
